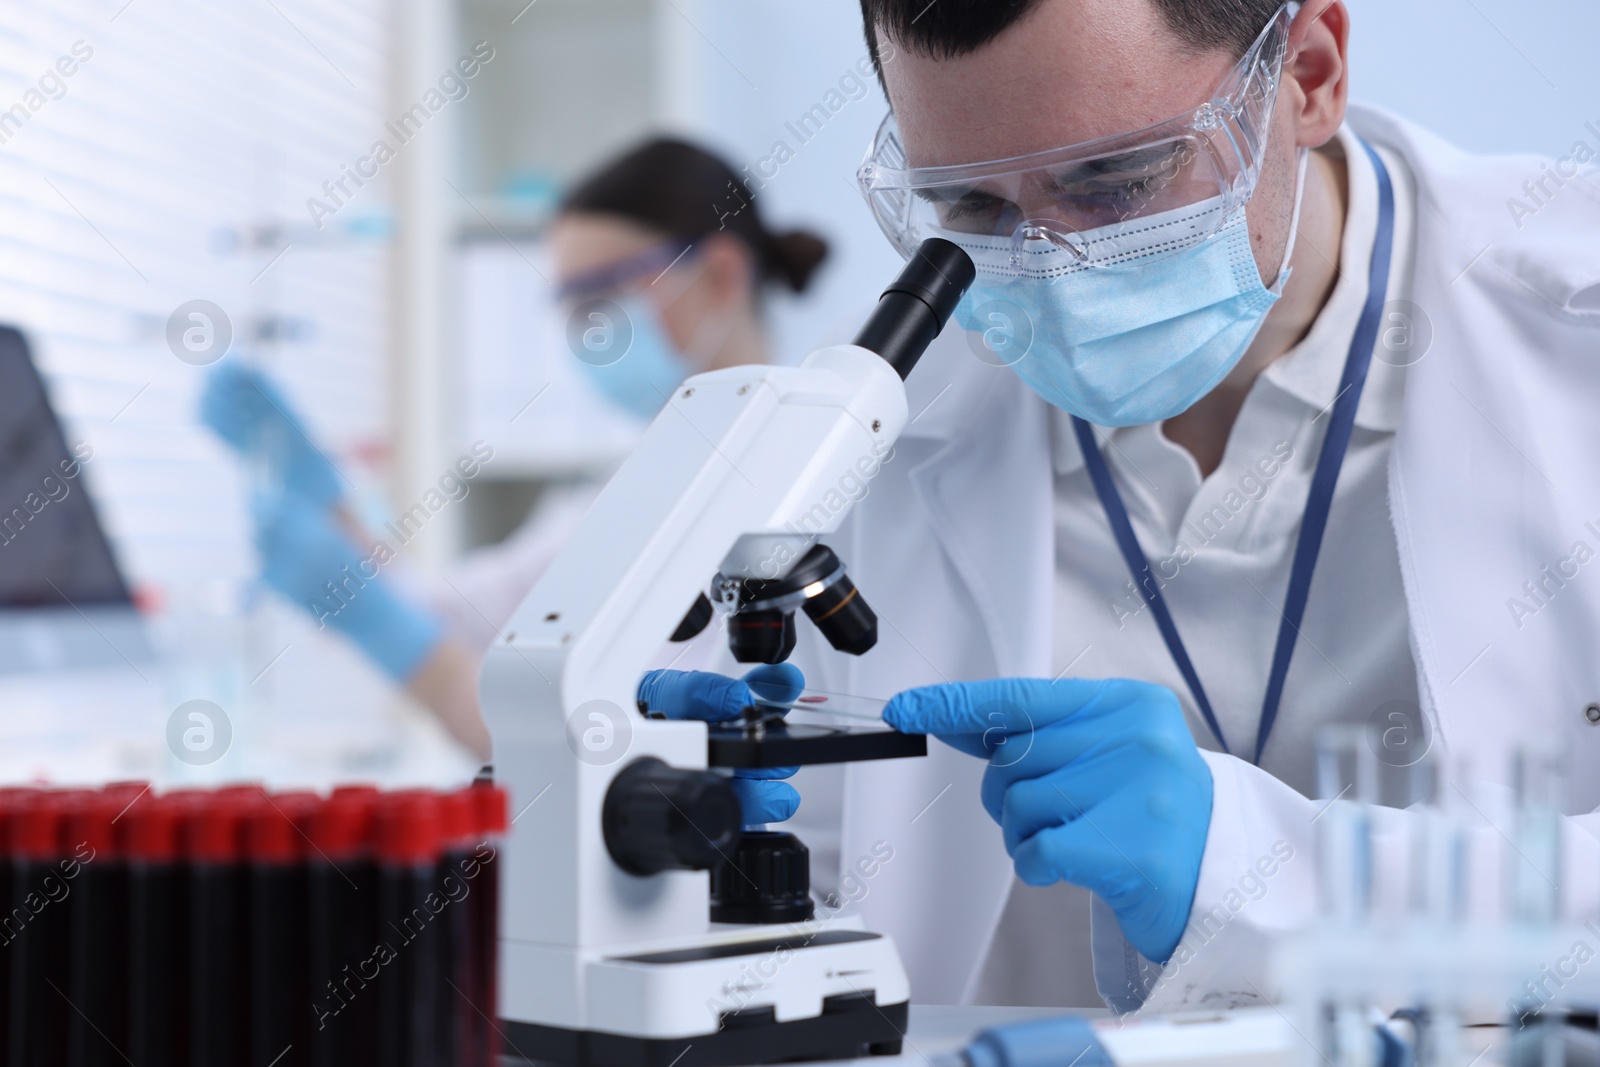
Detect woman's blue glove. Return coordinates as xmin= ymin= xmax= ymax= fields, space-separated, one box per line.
xmin=883 ymin=677 xmax=1212 ymax=965
xmin=637 ymin=665 xmax=804 ymax=825
xmin=201 ymin=362 xmax=345 ymax=507
xmin=252 ymin=491 xmax=443 ymax=682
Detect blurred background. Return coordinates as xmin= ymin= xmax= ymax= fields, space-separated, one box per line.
xmin=1 ymin=0 xmax=1595 ymax=786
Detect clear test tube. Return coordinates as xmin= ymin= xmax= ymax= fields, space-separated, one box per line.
xmin=1316 ymin=725 xmax=1377 ymax=924
xmin=1511 ymin=744 xmax=1564 ymax=927
xmin=1405 ymin=754 xmax=1470 ymax=1067
xmin=1316 ymin=727 xmax=1379 ymax=1067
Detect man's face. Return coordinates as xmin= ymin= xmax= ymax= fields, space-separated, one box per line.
xmin=879 ymin=0 xmax=1302 ymax=285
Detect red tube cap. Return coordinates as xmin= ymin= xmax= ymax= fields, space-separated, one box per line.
xmin=0 ymin=789 xmax=43 ymax=856
xmin=184 ymin=796 xmax=253 ymax=864
xmin=307 ymin=795 xmax=374 ymax=861
xmin=245 ymin=794 xmax=316 ymax=865
xmin=375 ymin=791 xmax=442 ymax=865
xmin=440 ymin=790 xmax=476 ymax=849
xmin=122 ymin=795 xmax=183 ymax=863
xmin=472 ymin=783 xmax=509 ymax=836
xmin=60 ymin=791 xmax=119 ymax=862
xmin=11 ymin=792 xmax=68 ymax=861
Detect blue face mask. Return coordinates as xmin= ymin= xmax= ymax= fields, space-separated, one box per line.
xmin=955 ymin=156 xmax=1306 ymax=427
xmin=574 ymin=293 xmax=694 ymax=420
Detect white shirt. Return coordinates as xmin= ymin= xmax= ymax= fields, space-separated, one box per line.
xmin=972 ymin=125 xmax=1423 ymax=1006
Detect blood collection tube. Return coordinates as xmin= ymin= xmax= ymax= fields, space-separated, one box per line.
xmin=64 ymin=790 xmax=128 ymax=1067
xmin=246 ymin=793 xmax=316 ymax=1067
xmin=375 ymin=791 xmax=443 ymax=1067
xmin=186 ymin=794 xmax=252 ymax=1067
xmin=9 ymin=790 xmax=73 ymax=1067
xmin=471 ymin=782 xmax=507 ymax=1067
xmin=308 ymin=791 xmax=379 ymax=1067
xmin=124 ymin=793 xmax=189 ymax=1067
xmin=0 ymin=788 xmax=41 ymax=1054
xmin=436 ymin=789 xmax=477 ymax=1067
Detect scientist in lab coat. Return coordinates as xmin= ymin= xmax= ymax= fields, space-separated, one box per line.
xmin=201 ymin=138 xmax=828 ymax=759
xmin=642 ymin=0 xmax=1600 ymax=1014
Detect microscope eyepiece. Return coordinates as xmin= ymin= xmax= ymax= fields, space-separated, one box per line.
xmin=852 ymin=237 xmax=977 ymax=381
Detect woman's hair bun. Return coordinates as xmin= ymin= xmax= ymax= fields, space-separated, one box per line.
xmin=562 ymin=137 xmax=830 ymax=296
xmin=765 ymin=230 xmax=829 ymax=294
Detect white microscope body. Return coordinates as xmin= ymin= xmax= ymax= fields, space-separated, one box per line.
xmin=481 ymin=241 xmax=974 ymax=1066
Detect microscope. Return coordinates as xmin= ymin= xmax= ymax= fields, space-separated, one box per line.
xmin=482 ymin=240 xmax=976 ymax=1067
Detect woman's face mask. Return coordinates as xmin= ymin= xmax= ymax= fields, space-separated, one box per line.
xmin=562 ymin=245 xmax=735 ymax=420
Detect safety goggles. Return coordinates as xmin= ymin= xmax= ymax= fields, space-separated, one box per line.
xmin=554 ymin=238 xmax=697 ymax=303
xmin=856 ymin=3 xmax=1297 ymax=278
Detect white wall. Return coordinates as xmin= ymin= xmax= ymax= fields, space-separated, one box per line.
xmin=1344 ymin=0 xmax=1600 ymax=158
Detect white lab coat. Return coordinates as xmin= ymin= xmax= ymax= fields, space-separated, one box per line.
xmin=787 ymin=105 xmax=1600 ymax=1010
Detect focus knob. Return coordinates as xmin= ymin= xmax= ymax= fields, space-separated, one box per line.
xmin=602 ymin=758 xmax=741 ymax=876
xmin=711 ymin=831 xmax=815 ymax=924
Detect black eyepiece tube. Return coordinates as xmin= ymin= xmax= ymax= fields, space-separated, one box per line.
xmin=852 ymin=238 xmax=976 ymax=380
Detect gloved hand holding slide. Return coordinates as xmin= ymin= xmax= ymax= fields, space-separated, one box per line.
xmin=884 ymin=676 xmax=1213 ymax=964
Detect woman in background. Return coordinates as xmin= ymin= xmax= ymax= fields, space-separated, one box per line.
xmin=202 ymin=138 xmax=828 ymax=759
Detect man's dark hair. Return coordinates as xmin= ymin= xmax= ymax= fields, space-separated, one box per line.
xmin=862 ymin=0 xmax=1284 ymax=79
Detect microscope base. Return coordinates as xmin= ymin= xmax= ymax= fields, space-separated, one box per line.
xmin=501 ymin=996 xmax=908 ymax=1067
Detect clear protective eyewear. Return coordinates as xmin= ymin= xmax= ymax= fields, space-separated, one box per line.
xmin=856 ymin=3 xmax=1298 ymax=278
xmin=555 ymin=238 xmax=697 ymax=303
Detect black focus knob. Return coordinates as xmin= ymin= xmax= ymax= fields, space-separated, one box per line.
xmin=711 ymin=831 xmax=815 ymax=924
xmin=603 ymin=758 xmax=742 ymax=876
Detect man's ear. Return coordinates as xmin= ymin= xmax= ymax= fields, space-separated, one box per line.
xmin=1286 ymin=0 xmax=1349 ymax=149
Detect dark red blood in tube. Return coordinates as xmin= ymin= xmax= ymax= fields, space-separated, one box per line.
xmin=247 ymin=794 xmax=315 ymax=1067
xmin=471 ymin=783 xmax=507 ymax=1067
xmin=124 ymin=794 xmax=189 ymax=1067
xmin=9 ymin=790 xmax=75 ymax=1067
xmin=436 ymin=789 xmax=476 ymax=1067
xmin=185 ymin=796 xmax=251 ymax=1067
xmin=64 ymin=790 xmax=127 ymax=1067
xmin=375 ymin=791 xmax=443 ymax=1067
xmin=308 ymin=793 xmax=379 ymax=1067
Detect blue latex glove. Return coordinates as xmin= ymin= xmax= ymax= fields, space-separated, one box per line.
xmin=884 ymin=677 xmax=1213 ymax=964
xmin=201 ymin=362 xmax=345 ymax=507
xmin=252 ymin=491 xmax=443 ymax=682
xmin=637 ymin=665 xmax=804 ymax=825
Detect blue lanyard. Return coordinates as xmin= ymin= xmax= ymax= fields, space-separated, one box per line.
xmin=1073 ymin=140 xmax=1396 ymax=765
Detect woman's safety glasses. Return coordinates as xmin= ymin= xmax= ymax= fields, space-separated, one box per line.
xmin=856 ymin=3 xmax=1296 ymax=278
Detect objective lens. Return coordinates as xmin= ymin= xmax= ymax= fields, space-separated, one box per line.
xmin=728 ymin=610 xmax=797 ymax=664
xmin=802 ymin=574 xmax=877 ymax=655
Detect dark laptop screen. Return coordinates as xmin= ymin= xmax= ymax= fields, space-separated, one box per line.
xmin=0 ymin=327 xmax=131 ymax=607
